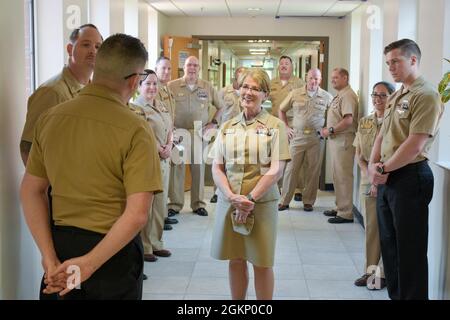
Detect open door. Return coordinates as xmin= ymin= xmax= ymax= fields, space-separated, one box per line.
xmin=163 ymin=35 xmax=200 ymax=81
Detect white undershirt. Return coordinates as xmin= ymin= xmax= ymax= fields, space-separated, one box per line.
xmin=188 ymin=84 xmax=195 ymax=91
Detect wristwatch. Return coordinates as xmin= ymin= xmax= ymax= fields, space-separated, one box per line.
xmin=328 ymin=127 xmax=335 ymax=134
xmin=377 ymin=164 xmax=385 ymax=174
xmin=211 ymin=118 xmax=219 ymax=125
xmin=246 ymin=193 xmax=255 ymax=202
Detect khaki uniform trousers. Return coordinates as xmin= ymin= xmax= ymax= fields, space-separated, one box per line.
xmin=141 ymin=158 xmax=170 ymax=254
xmin=168 ymin=130 xmax=206 ymax=211
xmin=280 ymin=140 xmax=321 ymax=206
xmin=359 ymin=182 xmax=384 ymax=277
xmin=328 ymin=133 xmax=355 ymax=219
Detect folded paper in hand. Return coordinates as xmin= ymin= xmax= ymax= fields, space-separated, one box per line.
xmin=229 ymin=207 xmax=254 ymax=236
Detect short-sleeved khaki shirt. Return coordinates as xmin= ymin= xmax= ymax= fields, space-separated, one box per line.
xmin=353 ymin=113 xmax=382 ymax=162
xmin=27 ymin=84 xmax=163 ymax=234
xmin=327 ymin=85 xmax=359 ymax=134
xmin=218 ymin=84 xmax=241 ymax=124
xmin=210 ymin=108 xmax=291 ymax=202
xmin=21 ymin=66 xmax=84 ymax=142
xmin=269 ymin=76 xmax=305 ymax=123
xmin=380 ymin=76 xmax=443 ymax=163
xmin=280 ymin=86 xmax=333 ymax=146
xmin=131 ymin=97 xmax=172 ymax=148
xmin=156 ymin=83 xmax=175 ymax=122
xmin=168 ymin=77 xmax=221 ymax=129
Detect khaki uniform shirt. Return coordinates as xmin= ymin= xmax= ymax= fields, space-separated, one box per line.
xmin=353 ymin=113 xmax=382 ymax=184
xmin=131 ymin=96 xmax=172 ymax=149
xmin=380 ymin=76 xmax=443 ymax=163
xmin=21 ymin=66 xmax=83 ymax=142
xmin=168 ymin=77 xmax=221 ymax=130
xmin=280 ymin=86 xmax=333 ymax=146
xmin=26 ymin=84 xmax=163 ymax=234
xmin=269 ymin=76 xmax=305 ymax=124
xmin=218 ymin=84 xmax=241 ymax=124
xmin=327 ymin=85 xmax=359 ymax=134
xmin=210 ymin=108 xmax=291 ymax=202
xmin=156 ymin=82 xmax=175 ymax=122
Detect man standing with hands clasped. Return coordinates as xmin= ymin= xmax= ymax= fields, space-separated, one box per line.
xmin=369 ymin=39 xmax=443 ymax=300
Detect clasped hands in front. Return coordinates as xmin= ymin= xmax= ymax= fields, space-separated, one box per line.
xmin=229 ymin=194 xmax=255 ymax=224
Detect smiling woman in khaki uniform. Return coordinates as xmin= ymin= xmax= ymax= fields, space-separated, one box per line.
xmin=131 ymin=69 xmax=173 ymax=263
xmin=210 ymin=68 xmax=290 ymax=300
xmin=353 ymin=81 xmax=394 ymax=290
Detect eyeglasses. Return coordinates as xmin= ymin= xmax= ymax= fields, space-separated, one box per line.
xmin=124 ymin=73 xmax=149 ymax=82
xmin=371 ymin=93 xmax=388 ymax=99
xmin=241 ymin=84 xmax=264 ymax=93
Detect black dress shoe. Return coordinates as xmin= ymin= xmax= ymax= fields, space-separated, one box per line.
xmin=168 ymin=209 xmax=179 ymax=217
xmin=210 ymin=194 xmax=218 ymax=203
xmin=194 ymin=208 xmax=208 ymax=216
xmin=354 ymin=274 xmax=370 ymax=287
xmin=278 ymin=204 xmax=289 ymax=211
xmin=165 ymin=217 xmax=178 ymax=224
xmin=143 ymin=274 xmax=148 ymax=280
xmin=328 ymin=216 xmax=354 ymax=224
xmin=144 ymin=254 xmax=158 ymax=262
xmin=294 ymin=193 xmax=303 ymax=201
xmin=154 ymin=249 xmax=172 ymax=257
xmin=163 ymin=224 xmax=173 ymax=231
xmin=303 ymin=204 xmax=313 ymax=212
xmin=323 ymin=209 xmax=338 ymax=217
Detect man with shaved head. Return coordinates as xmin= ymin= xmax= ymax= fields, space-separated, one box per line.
xmin=278 ymin=68 xmax=333 ymax=212
xmin=167 ymin=56 xmax=222 ymax=217
xmin=321 ymin=68 xmax=359 ymax=223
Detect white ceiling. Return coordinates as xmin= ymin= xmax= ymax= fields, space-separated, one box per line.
xmin=146 ymin=0 xmax=365 ymax=18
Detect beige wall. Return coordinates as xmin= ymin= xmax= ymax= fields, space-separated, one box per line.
xmin=0 ymin=0 xmax=41 ymax=299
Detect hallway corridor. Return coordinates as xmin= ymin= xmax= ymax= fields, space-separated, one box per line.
xmin=142 ymin=187 xmax=389 ymax=300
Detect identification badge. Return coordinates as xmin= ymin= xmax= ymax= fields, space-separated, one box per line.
xmin=400 ymin=100 xmax=409 ymax=110
xmin=197 ymin=90 xmax=208 ymax=100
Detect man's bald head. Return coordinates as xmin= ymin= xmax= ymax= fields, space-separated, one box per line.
xmin=183 ymin=56 xmax=200 ymax=83
xmin=306 ymin=68 xmax=322 ymax=92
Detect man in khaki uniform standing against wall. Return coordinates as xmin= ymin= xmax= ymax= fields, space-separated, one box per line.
xmin=21 ymin=34 xmax=162 ymax=299
xmin=369 ymin=39 xmax=442 ymax=300
xmin=155 ymin=56 xmax=178 ymax=229
xmin=321 ymin=68 xmax=358 ymax=223
xmin=20 ymin=24 xmax=103 ymax=166
xmin=19 ymin=23 xmax=103 ymax=300
xmin=168 ymin=56 xmax=222 ymax=217
xmin=269 ymin=55 xmax=305 ymax=200
xmin=278 ymin=68 xmax=332 ymax=212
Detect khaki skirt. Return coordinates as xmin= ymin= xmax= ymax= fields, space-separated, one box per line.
xmin=211 ymin=196 xmax=278 ymax=267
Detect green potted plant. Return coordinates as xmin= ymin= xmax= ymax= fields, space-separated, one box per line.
xmin=438 ymin=58 xmax=450 ymax=104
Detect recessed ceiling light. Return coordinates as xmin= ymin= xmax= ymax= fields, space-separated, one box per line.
xmin=247 ymin=7 xmax=262 ymax=11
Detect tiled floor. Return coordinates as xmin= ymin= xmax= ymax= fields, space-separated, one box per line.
xmin=142 ymin=187 xmax=389 ymax=300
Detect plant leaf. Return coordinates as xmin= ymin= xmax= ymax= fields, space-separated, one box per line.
xmin=442 ymin=88 xmax=450 ymax=104
xmin=438 ymin=71 xmax=450 ymax=93
xmin=444 ymin=58 xmax=450 ymax=64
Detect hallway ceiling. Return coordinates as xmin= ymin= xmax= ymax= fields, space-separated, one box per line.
xmin=147 ymin=0 xmax=365 ymax=18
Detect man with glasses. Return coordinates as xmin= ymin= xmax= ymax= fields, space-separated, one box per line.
xmin=19 ymin=23 xmax=103 ymax=300
xmin=167 ymin=56 xmax=222 ymax=217
xmin=20 ymin=34 xmax=162 ymax=299
xmin=321 ymin=68 xmax=359 ymax=223
xmin=269 ymin=56 xmax=305 ymax=201
xmin=369 ymin=39 xmax=442 ymax=299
